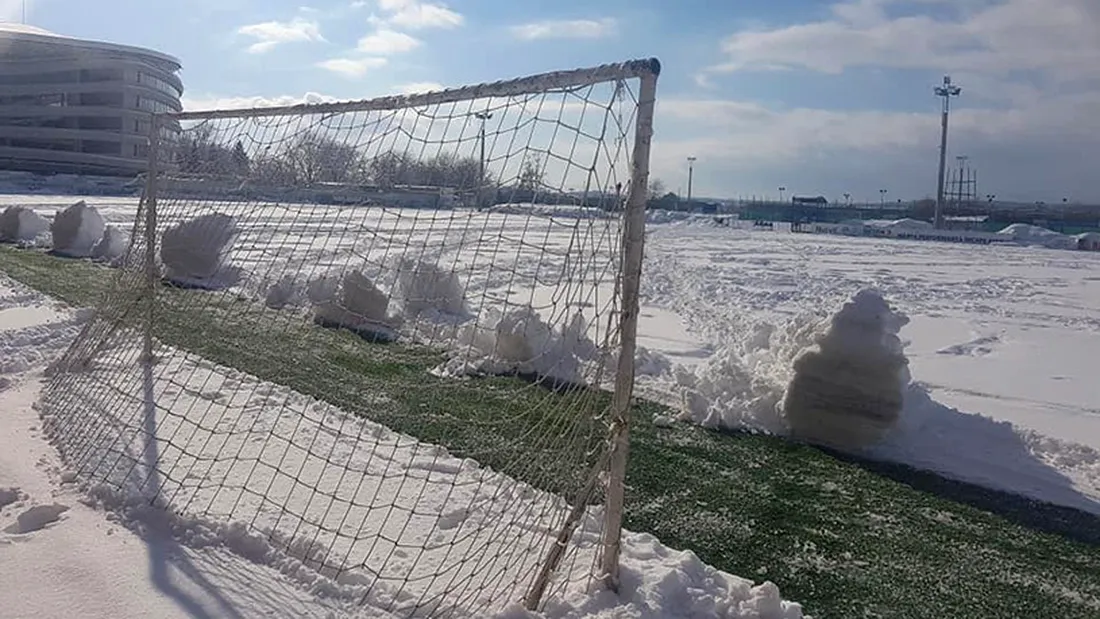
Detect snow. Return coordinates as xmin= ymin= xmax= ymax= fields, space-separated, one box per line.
xmin=998 ymin=223 xmax=1079 ymax=250
xmin=50 ymin=200 xmax=106 ymax=258
xmin=160 ymin=212 xmax=243 ymax=289
xmin=0 ymin=276 xmax=804 ymax=616
xmin=2 ymin=193 xmax=1099 ymax=615
xmin=636 ymin=224 xmax=1100 ymax=514
xmin=782 ymin=289 xmax=910 ymax=451
xmin=0 ymin=205 xmax=49 ymax=244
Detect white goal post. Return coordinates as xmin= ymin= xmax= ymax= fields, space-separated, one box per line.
xmin=43 ymin=57 xmax=659 ymax=616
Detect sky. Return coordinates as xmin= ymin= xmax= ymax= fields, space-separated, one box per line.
xmin=4 ymin=0 xmax=1100 ymax=203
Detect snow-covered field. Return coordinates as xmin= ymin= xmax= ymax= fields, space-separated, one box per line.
xmin=0 ymin=246 xmax=802 ymax=616
xmin=2 ymin=193 xmax=1099 ymax=617
xmin=639 ymin=220 xmax=1100 ymax=513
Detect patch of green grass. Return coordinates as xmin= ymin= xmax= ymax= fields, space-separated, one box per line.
xmin=3 ymin=245 xmax=1099 ymax=619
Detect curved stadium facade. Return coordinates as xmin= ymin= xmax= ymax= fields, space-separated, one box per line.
xmin=0 ymin=23 xmax=182 ymax=177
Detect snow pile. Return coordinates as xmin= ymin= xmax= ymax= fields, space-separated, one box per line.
xmin=672 ymin=317 xmax=822 ymax=434
xmin=487 ymin=203 xmax=618 ymax=221
xmin=89 ymin=224 xmax=129 ymax=263
xmin=998 ymin=223 xmax=1077 ymax=249
xmin=1074 ymin=231 xmax=1100 ymax=251
xmin=307 ymin=269 xmax=401 ymax=340
xmin=645 ymin=210 xmax=698 ymax=225
xmin=782 ymin=290 xmax=910 ymax=452
xmin=869 ymin=218 xmax=933 ymax=232
xmin=49 ymin=200 xmax=105 ymax=258
xmin=159 ymin=212 xmax=242 ymax=289
xmin=391 ymin=258 xmax=468 ymax=319
xmin=501 ymin=537 xmax=805 ymax=619
xmin=437 ymin=307 xmax=601 ymax=387
xmin=671 ymin=289 xmax=911 ymax=453
xmin=0 ymin=205 xmax=48 ymax=244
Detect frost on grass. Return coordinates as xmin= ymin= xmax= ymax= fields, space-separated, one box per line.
xmin=783 ymin=289 xmax=910 ymax=452
xmin=159 ymin=212 xmax=242 ymax=290
xmin=50 ymin=200 xmax=105 ymax=258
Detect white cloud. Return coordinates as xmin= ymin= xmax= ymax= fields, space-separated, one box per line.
xmin=355 ymin=28 xmax=420 ymax=54
xmin=510 ymin=18 xmax=617 ymax=41
xmin=318 ymin=56 xmax=388 ymax=78
xmin=648 ymin=91 xmax=1100 ymax=201
xmin=370 ymin=0 xmax=463 ymax=30
xmin=181 ymin=92 xmax=339 ymax=112
xmin=237 ymin=17 xmax=324 ymax=54
xmin=675 ymin=0 xmax=1100 ymax=200
xmin=394 ymin=81 xmax=445 ymax=94
xmin=706 ymin=0 xmax=1100 ymax=84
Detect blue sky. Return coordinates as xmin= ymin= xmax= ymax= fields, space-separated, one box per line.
xmin=7 ymin=0 xmax=1100 ymax=202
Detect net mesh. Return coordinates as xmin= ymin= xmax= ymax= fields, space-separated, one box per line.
xmin=40 ymin=61 xmax=655 ymax=617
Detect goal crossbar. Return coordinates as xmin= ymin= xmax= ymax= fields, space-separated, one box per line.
xmin=167 ymin=57 xmax=662 ymax=122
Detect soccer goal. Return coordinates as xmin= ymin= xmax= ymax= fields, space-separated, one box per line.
xmin=41 ymin=58 xmax=659 ymax=616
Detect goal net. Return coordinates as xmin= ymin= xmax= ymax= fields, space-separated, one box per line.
xmin=40 ymin=58 xmax=658 ymax=616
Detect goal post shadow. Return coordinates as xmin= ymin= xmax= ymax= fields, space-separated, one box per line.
xmin=134 ymin=56 xmax=662 ymax=616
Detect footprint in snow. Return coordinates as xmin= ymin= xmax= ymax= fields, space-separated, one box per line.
xmin=0 ymin=486 xmax=26 ymax=511
xmin=3 ymin=503 xmax=70 ymax=535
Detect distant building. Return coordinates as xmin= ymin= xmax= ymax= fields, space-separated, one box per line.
xmin=0 ymin=23 xmax=182 ymax=177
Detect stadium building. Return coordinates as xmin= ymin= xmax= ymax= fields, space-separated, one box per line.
xmin=0 ymin=23 xmax=182 ymax=177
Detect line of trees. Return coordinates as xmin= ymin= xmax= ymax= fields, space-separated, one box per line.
xmin=174 ymin=126 xmax=546 ymax=191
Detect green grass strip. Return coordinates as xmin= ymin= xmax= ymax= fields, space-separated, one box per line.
xmin=3 ymin=245 xmax=1098 ymax=619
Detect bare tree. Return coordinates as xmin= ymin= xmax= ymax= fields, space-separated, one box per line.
xmin=282 ymin=132 xmax=363 ymax=184
xmin=517 ymin=153 xmax=543 ymax=192
xmin=648 ymin=177 xmax=666 ymax=200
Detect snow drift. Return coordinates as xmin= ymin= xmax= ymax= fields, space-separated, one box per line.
xmin=672 ymin=288 xmax=910 ymax=453
xmin=159 ymin=212 xmax=242 ymax=289
xmin=0 ymin=205 xmax=48 ymax=244
xmin=437 ymin=307 xmax=601 ymax=387
xmin=50 ymin=200 xmax=105 ymax=258
xmin=307 ymin=269 xmax=401 ymax=341
xmin=89 ymin=224 xmax=130 ymax=263
xmin=998 ymin=223 xmax=1077 ymax=250
xmin=391 ymin=258 xmax=468 ymax=319
xmin=782 ymin=290 xmax=910 ymax=451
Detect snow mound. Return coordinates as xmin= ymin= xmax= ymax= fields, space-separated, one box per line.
xmin=160 ymin=212 xmax=242 ymax=289
xmin=878 ymin=218 xmax=933 ymax=232
xmin=436 ymin=307 xmax=600 ymax=387
xmin=498 ymin=535 xmax=805 ymax=618
xmin=308 ymin=269 xmax=401 ymax=340
xmin=672 ymin=317 xmax=820 ymax=434
xmin=0 ymin=205 xmax=48 ymax=244
xmin=644 ymin=210 xmax=700 ymax=225
xmin=90 ymin=224 xmax=130 ymax=263
xmin=782 ymin=290 xmax=910 ymax=451
xmin=391 ymin=258 xmax=468 ymax=319
xmin=998 ymin=223 xmax=1077 ymax=249
xmin=50 ymin=200 xmax=105 ymax=258
xmin=671 ymin=288 xmax=910 ymax=453
xmin=488 ymin=203 xmax=617 ymax=221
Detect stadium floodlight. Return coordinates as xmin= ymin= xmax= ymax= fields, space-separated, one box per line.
xmin=934 ymin=75 xmax=962 ymax=229
xmin=686 ymin=156 xmax=696 ymax=202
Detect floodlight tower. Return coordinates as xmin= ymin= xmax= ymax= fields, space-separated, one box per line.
xmin=475 ymin=110 xmax=494 ymax=183
xmin=686 ymin=156 xmax=697 ymax=202
xmin=934 ymin=75 xmax=961 ymax=229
